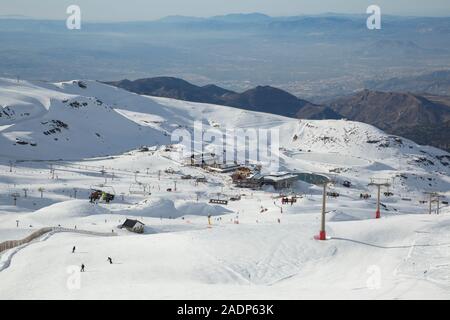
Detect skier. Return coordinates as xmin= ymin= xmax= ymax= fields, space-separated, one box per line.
xmin=80 ymin=264 xmax=85 ymax=272
xmin=72 ymin=246 xmax=76 ymax=253
xmin=107 ymin=257 xmax=113 ymax=264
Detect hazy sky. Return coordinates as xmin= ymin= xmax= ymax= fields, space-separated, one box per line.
xmin=1 ymin=0 xmax=450 ymax=21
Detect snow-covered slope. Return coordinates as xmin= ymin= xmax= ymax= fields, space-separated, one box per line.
xmin=0 ymin=79 xmax=169 ymax=159
xmin=1 ymin=78 xmax=449 ymax=170
xmin=1 ymin=78 xmax=450 ymax=299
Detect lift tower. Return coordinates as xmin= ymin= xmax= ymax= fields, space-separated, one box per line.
xmin=368 ymin=178 xmax=391 ymax=219
xmin=424 ymin=192 xmax=444 ymax=215
xmin=315 ymin=180 xmax=332 ymax=240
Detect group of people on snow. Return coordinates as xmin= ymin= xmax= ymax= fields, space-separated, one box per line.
xmin=72 ymin=246 xmax=114 ymax=272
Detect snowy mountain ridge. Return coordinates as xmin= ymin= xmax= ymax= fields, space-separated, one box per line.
xmin=1 ymin=78 xmax=449 ymax=163
xmin=1 ymin=78 xmax=450 ymax=299
xmin=0 ymin=77 xmax=448 ymax=195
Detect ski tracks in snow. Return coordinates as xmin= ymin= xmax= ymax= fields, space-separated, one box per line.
xmin=393 ymin=216 xmax=450 ymax=297
xmin=0 ymin=228 xmax=116 ymax=272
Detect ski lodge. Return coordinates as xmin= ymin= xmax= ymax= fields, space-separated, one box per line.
xmin=184 ymin=153 xmax=218 ymax=167
xmin=207 ymin=163 xmax=242 ymax=173
xmin=262 ymin=173 xmax=299 ymax=190
xmin=233 ymin=172 xmax=299 ymax=190
xmin=232 ymin=170 xmax=330 ymax=190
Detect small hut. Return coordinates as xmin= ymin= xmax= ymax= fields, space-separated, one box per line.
xmin=120 ymin=219 xmax=145 ymax=234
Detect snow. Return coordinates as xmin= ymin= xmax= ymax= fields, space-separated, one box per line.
xmin=0 ymin=78 xmax=449 ymax=299
xmin=30 ymin=200 xmax=112 ymax=223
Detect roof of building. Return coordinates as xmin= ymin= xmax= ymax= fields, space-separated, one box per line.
xmin=218 ymin=163 xmax=241 ymax=168
xmin=208 ymin=163 xmax=242 ymax=172
xmin=186 ymin=153 xmax=217 ymax=160
xmin=248 ymin=173 xmax=264 ymax=180
xmin=121 ymin=219 xmax=145 ymax=229
xmin=263 ymin=173 xmax=298 ymax=182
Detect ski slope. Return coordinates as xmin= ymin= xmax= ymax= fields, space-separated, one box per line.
xmin=0 ymin=78 xmax=449 ymax=299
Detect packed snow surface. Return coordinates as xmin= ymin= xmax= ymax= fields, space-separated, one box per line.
xmin=0 ymin=79 xmax=449 ymax=299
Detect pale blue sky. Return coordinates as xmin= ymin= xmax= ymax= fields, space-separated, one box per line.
xmin=1 ymin=0 xmax=450 ymax=21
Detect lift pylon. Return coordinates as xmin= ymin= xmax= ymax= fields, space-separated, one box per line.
xmin=368 ymin=178 xmax=391 ymax=219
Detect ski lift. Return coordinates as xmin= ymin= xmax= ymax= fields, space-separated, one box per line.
xmin=324 ymin=179 xmax=340 ymax=198
xmin=89 ymin=184 xmax=116 ymax=203
xmin=326 ymin=191 xmax=340 ymax=198
xmin=209 ymin=192 xmax=228 ymax=205
xmin=129 ymin=182 xmax=150 ymax=195
xmin=10 ymin=192 xmax=20 ymax=205
xmin=196 ymin=176 xmax=207 ymax=183
xmin=229 ymin=194 xmax=241 ymax=201
xmin=90 ymin=184 xmax=116 ymax=195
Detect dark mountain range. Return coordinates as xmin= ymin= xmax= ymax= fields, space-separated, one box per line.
xmin=1 ymin=14 xmax=450 ymax=97
xmin=221 ymin=86 xmax=314 ymax=117
xmin=323 ymin=90 xmax=450 ymax=151
xmin=326 ymin=90 xmax=450 ymax=129
xmin=107 ymin=77 xmax=233 ymax=104
xmin=108 ymin=77 xmax=450 ymax=151
xmin=365 ymin=70 xmax=450 ymax=96
xmin=294 ymin=105 xmax=342 ymax=120
xmin=107 ymin=77 xmax=317 ymax=118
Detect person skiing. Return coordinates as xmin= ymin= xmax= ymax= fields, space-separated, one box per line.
xmin=80 ymin=264 xmax=85 ymax=272
xmin=107 ymin=257 xmax=113 ymax=264
xmin=72 ymin=246 xmax=76 ymax=253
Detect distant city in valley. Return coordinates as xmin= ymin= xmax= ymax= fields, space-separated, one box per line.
xmin=1 ymin=13 xmax=449 ymax=102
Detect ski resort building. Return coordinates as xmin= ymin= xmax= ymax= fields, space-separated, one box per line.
xmin=234 ymin=172 xmax=264 ymax=189
xmin=207 ymin=163 xmax=243 ymax=173
xmin=184 ymin=153 xmax=218 ymax=167
xmin=262 ymin=173 xmax=299 ymax=190
xmin=120 ymin=219 xmax=145 ymax=234
xmin=233 ymin=172 xmax=298 ymax=190
xmin=232 ymin=171 xmax=328 ymax=190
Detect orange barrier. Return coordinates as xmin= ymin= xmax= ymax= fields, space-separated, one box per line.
xmin=0 ymin=227 xmax=117 ymax=254
xmin=0 ymin=227 xmax=52 ymax=253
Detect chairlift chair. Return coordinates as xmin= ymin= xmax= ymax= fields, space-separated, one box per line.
xmin=129 ymin=182 xmax=150 ymax=195
xmin=90 ymin=184 xmax=116 ymax=195
xmin=89 ymin=184 xmax=116 ymax=203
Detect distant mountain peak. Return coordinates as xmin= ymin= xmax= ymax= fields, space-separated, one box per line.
xmin=107 ymin=76 xmax=315 ymax=118
xmin=324 ymin=90 xmax=450 ymax=151
xmin=211 ymin=12 xmax=272 ymax=22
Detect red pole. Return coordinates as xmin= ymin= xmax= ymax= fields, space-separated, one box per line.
xmin=315 ymin=183 xmax=327 ymax=240
xmin=375 ymin=185 xmax=381 ymax=219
